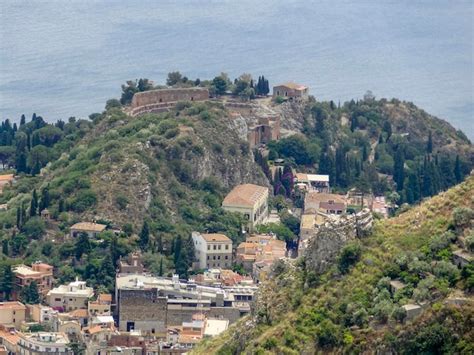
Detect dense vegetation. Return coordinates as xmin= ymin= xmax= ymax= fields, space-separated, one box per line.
xmin=267 ymin=95 xmax=472 ymax=206
xmin=193 ymin=176 xmax=474 ymax=354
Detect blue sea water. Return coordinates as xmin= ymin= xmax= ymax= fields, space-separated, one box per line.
xmin=0 ymin=0 xmax=473 ymax=139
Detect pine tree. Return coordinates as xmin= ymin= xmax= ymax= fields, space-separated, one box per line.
xmin=30 ymin=189 xmax=38 ymax=217
xmin=20 ymin=114 xmax=26 ymax=126
xmin=139 ymin=221 xmax=150 ymax=251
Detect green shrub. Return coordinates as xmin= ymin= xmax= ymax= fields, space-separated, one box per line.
xmin=22 ymin=217 xmax=46 ymax=240
xmin=115 ymin=195 xmax=129 ymax=210
xmin=69 ymin=189 xmax=97 ymax=212
xmin=338 ymin=242 xmax=362 ymax=274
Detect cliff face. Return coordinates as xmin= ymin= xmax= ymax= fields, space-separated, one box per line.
xmin=304 ymin=209 xmax=373 ymax=274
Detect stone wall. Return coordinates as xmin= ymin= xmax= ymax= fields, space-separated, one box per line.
xmin=304 ymin=209 xmax=373 ymax=274
xmin=132 ymin=88 xmax=209 ymax=108
xmin=129 ymin=88 xmax=209 ymax=117
xmin=117 ymin=288 xmax=167 ymax=332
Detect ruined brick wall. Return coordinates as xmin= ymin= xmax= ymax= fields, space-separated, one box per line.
xmin=131 ymin=88 xmax=209 ymax=108
xmin=117 ymin=288 xmax=167 ymax=332
xmin=304 ymin=209 xmax=373 ymax=274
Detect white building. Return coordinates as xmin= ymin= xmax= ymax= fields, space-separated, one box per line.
xmin=18 ymin=332 xmax=72 ymax=355
xmin=47 ymin=279 xmax=94 ymax=312
xmin=192 ymin=232 xmax=233 ymax=270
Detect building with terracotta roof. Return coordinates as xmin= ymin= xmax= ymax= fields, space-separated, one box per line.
xmin=13 ymin=262 xmax=53 ymax=300
xmin=88 ymin=294 xmax=112 ymax=317
xmin=272 ymin=83 xmax=309 ymax=101
xmin=192 ymin=232 xmax=232 ymax=270
xmin=0 ymin=302 xmax=26 ymax=328
xmin=222 ymin=184 xmax=269 ymax=232
xmin=304 ymin=192 xmax=347 ymax=215
xmin=0 ymin=326 xmax=20 ymax=354
xmin=70 ymin=222 xmax=107 ymax=238
xmin=236 ymin=235 xmax=286 ymax=278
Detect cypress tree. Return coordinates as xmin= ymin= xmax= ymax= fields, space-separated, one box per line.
xmin=139 ymin=221 xmax=150 ymax=251
xmin=454 ymin=155 xmax=462 ymax=183
xmin=159 ymin=257 xmax=164 ymax=276
xmin=75 ymin=232 xmax=91 ymax=260
xmin=362 ymin=145 xmax=368 ymax=162
xmin=16 ymin=207 xmax=21 ymax=229
xmin=281 ymin=164 xmax=294 ymax=198
xmin=0 ymin=265 xmax=14 ymax=300
xmin=393 ymin=147 xmax=405 ymax=191
xmin=173 ymin=236 xmax=182 ymax=266
xmin=2 ymin=239 xmax=8 ymax=256
xmin=422 ymin=156 xmax=433 ymax=197
xmin=30 ymin=189 xmax=38 ymax=217
xmin=20 ymin=114 xmax=26 ymax=126
xmin=21 ymin=202 xmax=26 ymax=224
xmin=39 ymin=185 xmax=50 ymax=212
xmin=427 ymin=131 xmax=433 ymax=154
xmin=58 ymin=199 xmax=65 ymax=213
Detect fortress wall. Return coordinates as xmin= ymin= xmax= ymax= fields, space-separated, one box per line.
xmin=131 ymin=88 xmax=209 ymax=108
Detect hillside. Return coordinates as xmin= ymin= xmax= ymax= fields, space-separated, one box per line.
xmin=192 ymin=176 xmax=474 ymax=354
xmin=0 ymin=83 xmax=473 ymax=293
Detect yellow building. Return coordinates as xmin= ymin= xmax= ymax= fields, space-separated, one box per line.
xmin=222 ymin=184 xmax=269 ymax=232
xmin=0 ymin=302 xmax=26 ymax=329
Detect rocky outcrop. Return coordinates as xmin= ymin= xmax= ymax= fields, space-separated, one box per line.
xmin=304 ymin=209 xmax=373 ymax=274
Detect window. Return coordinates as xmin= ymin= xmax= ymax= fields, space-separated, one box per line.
xmin=225 ymin=245 xmax=229 ymax=250
xmin=218 ymin=245 xmax=221 ymax=250
xmin=217 ymin=256 xmax=221 ymax=260
xmin=207 ymin=256 xmax=209 ymax=260
xmin=225 ymin=255 xmax=228 ymax=260
xmin=213 ymin=255 xmax=216 ymax=260
xmin=207 ymin=245 xmax=210 ymax=250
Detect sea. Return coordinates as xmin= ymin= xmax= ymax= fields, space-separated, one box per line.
xmin=0 ymin=0 xmax=473 ymax=139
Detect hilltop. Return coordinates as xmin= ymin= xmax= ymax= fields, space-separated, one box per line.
xmin=0 ymin=73 xmax=472 ymax=292
xmin=192 ymin=175 xmax=474 ymax=354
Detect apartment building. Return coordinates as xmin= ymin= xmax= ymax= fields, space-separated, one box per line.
xmin=47 ymin=279 xmax=94 ymax=312
xmin=192 ymin=232 xmax=232 ymax=270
